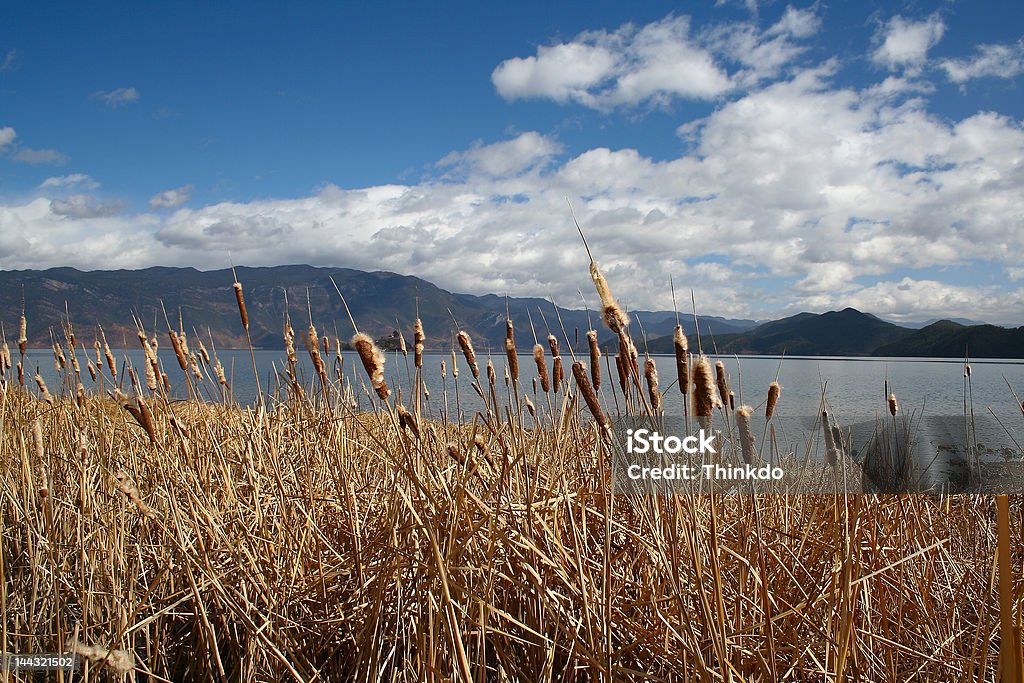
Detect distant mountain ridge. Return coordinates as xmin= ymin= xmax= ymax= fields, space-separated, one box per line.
xmin=0 ymin=265 xmax=755 ymax=353
xmin=1 ymin=266 xmax=1019 ymax=358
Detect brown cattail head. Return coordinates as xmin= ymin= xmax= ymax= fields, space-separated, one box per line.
xmin=486 ymin=359 xmax=496 ymax=386
xmin=76 ymin=381 xmax=86 ymax=409
xmin=572 ymin=360 xmax=609 ymax=431
xmin=888 ymin=392 xmax=898 ymax=417
xmin=736 ymin=405 xmax=758 ymax=466
xmin=533 ymin=344 xmax=550 ymax=392
xmin=457 ymin=331 xmax=479 ymax=379
xmin=766 ymin=382 xmax=781 ymax=419
xmin=524 ymin=395 xmax=536 ymax=417
xmin=168 ymin=330 xmax=187 ymax=372
xmin=321 ymin=334 xmax=329 ymax=359
xmin=822 ymin=410 xmax=838 ymax=467
xmin=547 ymin=334 xmax=559 ymax=357
xmin=34 ymin=371 xmax=54 ymax=404
xmin=552 ymin=355 xmax=564 ymax=393
xmin=397 ymin=403 xmax=420 ymax=439
xmin=197 ymin=339 xmax=211 ymax=365
xmin=615 ymin=353 xmax=627 ymax=393
xmin=86 ymin=359 xmax=97 ymax=382
xmin=284 ymin=321 xmax=297 ymax=366
xmin=352 ymin=332 xmax=390 ymax=400
xmin=692 ymin=356 xmax=717 ymax=418
xmin=233 ymin=280 xmax=249 ymax=330
xmin=414 ymin=319 xmax=425 ymax=369
xmin=644 ymin=358 xmax=661 ymax=412
xmin=504 ymin=337 xmax=519 ymax=382
xmin=440 ymin=359 xmax=446 ymax=379
xmin=964 ymin=363 xmax=971 ymax=378
xmin=18 ymin=314 xmax=27 ymax=356
xmin=215 ymin=360 xmax=228 ymax=388
xmin=144 ymin=355 xmax=158 ymax=391
xmin=715 ymin=361 xmax=729 ymax=411
xmin=94 ymin=340 xmax=102 ymax=366
xmin=586 ymin=330 xmax=601 ymax=391
xmin=1 ymin=341 xmax=10 ymax=370
xmin=398 ymin=327 xmax=408 ymax=357
xmin=590 ymin=261 xmax=629 ymax=334
xmin=451 ymin=349 xmax=458 ymax=378
xmin=53 ymin=343 xmax=67 ymax=371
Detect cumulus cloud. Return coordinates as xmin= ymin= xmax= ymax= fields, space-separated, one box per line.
xmin=149 ymin=185 xmax=193 ymax=208
xmin=492 ymin=11 xmax=818 ymax=108
xmin=40 ymin=174 xmax=99 ymax=190
xmin=12 ymin=148 xmax=68 ymax=164
xmin=0 ymin=126 xmax=14 ymax=151
xmin=941 ymin=41 xmax=1024 ymax=84
xmin=49 ymin=194 xmax=124 ymax=219
xmin=1 ymin=12 xmax=1022 ymax=324
xmin=872 ymin=14 xmax=945 ymax=72
xmin=91 ymin=87 xmax=140 ymax=108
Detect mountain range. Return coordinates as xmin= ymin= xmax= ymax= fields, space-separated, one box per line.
xmin=1 ymin=265 xmax=1020 ymax=358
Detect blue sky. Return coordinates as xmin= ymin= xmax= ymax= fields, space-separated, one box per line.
xmin=1 ymin=1 xmax=1023 ymax=323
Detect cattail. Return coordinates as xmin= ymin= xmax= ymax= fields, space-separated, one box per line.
xmin=113 ymin=472 xmax=156 ymax=519
xmin=728 ymin=391 xmax=735 ymax=412
xmin=766 ymin=382 xmax=781 ymax=419
xmin=352 ymin=332 xmax=390 ymax=400
xmin=572 ymin=361 xmax=609 ymax=430
xmin=440 ymin=359 xmax=446 ymax=379
xmin=76 ymin=382 xmax=86 ymax=409
xmin=17 ymin=361 xmax=24 ymax=386
xmin=67 ymin=638 xmax=136 ymax=675
xmin=53 ymin=343 xmax=67 ymax=371
xmin=189 ymin=354 xmax=204 ymax=382
xmin=587 ymin=330 xmax=601 ymax=391
xmin=161 ymin=372 xmax=171 ymax=393
xmin=284 ymin=321 xmax=297 ymax=367
xmin=547 ymin=334 xmax=559 ymax=357
xmin=615 ymin=353 xmax=627 ymax=393
xmin=414 ymin=319 xmax=425 ymax=369
xmin=197 ymin=339 xmax=211 ymax=365
xmin=144 ymin=355 xmax=158 ymax=391
xmin=504 ymin=366 xmax=510 ymax=386
xmin=34 ymin=371 xmax=54 ymax=404
xmin=233 ymin=280 xmax=248 ymax=329
xmin=487 ymin=359 xmax=496 ymax=386
xmin=18 ymin=313 xmax=27 ymax=356
xmin=590 ymin=261 xmax=629 ymax=334
xmin=322 ymin=334 xmax=329 ymax=359
xmin=168 ymin=330 xmax=187 ymax=372
xmin=94 ymin=340 xmax=102 ymax=366
xmin=68 ymin=346 xmax=80 ymax=375
xmin=397 ymin=403 xmax=420 ymax=439
xmin=823 ymin=410 xmax=838 ymax=467
xmin=524 ymin=395 xmax=536 ymax=417
xmin=457 ymin=331 xmax=479 ymax=379
xmin=150 ymin=335 xmax=159 ymax=353
xmin=32 ymin=418 xmax=44 ymax=463
xmin=451 ymin=349 xmax=458 ymax=378
xmin=692 ymin=356 xmax=717 ymax=418
xmin=215 ymin=360 xmax=228 ymax=389
xmin=122 ymin=397 xmax=157 ymax=444
xmin=715 ymin=361 xmax=729 ymax=411
xmin=178 ymin=329 xmax=189 ymax=358
xmin=736 ymin=405 xmax=758 ymax=466
xmin=1 ymin=342 xmax=10 ymax=370
xmin=552 ymin=355 xmax=564 ymax=393
xmin=533 ymin=344 xmax=550 ymax=392
xmin=964 ymin=363 xmax=971 ymax=378
xmin=644 ymin=358 xmax=661 ymax=412
xmin=398 ymin=327 xmax=408 ymax=357
xmin=505 ymin=320 xmax=519 ymax=382
xmin=86 ymin=359 xmax=97 ymax=382
xmin=888 ymin=392 xmax=898 ymax=417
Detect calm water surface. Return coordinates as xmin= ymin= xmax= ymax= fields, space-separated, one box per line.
xmin=20 ymin=349 xmax=1024 ymax=421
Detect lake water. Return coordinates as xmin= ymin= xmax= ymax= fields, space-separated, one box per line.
xmin=16 ymin=348 xmax=1024 ymax=422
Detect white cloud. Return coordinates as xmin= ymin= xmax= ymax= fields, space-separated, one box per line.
xmin=438 ymin=132 xmax=562 ymax=177
xmin=872 ymin=15 xmax=945 ymax=72
xmin=149 ymin=185 xmax=193 ymax=208
xmin=492 ymin=12 xmax=817 ymax=108
xmin=0 ymin=49 xmax=18 ymax=72
xmin=91 ymin=87 xmax=140 ymax=108
xmin=1 ymin=14 xmax=1022 ymax=324
xmin=941 ymin=41 xmax=1024 ymax=84
xmin=0 ymin=126 xmax=14 ymax=151
xmin=12 ymin=148 xmax=68 ymax=165
xmin=49 ymin=194 xmax=124 ymax=219
xmin=40 ymin=174 xmax=99 ymax=190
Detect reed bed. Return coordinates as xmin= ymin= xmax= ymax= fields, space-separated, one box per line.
xmin=1 ymin=258 xmax=1022 ymax=681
